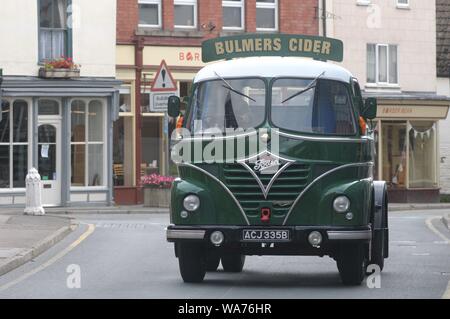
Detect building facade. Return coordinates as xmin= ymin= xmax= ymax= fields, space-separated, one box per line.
xmin=328 ymin=0 xmax=450 ymax=202
xmin=436 ymin=0 xmax=450 ymax=196
xmin=115 ymin=0 xmax=320 ymax=204
xmin=0 ymin=0 xmax=120 ymax=207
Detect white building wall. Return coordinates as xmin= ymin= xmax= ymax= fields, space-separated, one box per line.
xmin=0 ymin=0 xmax=39 ymax=76
xmin=330 ymin=0 xmax=436 ymax=93
xmin=0 ymin=0 xmax=116 ymax=77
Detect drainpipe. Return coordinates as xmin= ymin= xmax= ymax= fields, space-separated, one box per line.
xmin=322 ymin=0 xmax=327 ymax=37
xmin=135 ymin=36 xmax=145 ymax=204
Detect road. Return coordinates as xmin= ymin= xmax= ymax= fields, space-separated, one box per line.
xmin=0 ymin=211 xmax=449 ymax=299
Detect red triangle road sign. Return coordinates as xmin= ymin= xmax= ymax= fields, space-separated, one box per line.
xmin=150 ymin=60 xmax=177 ymax=92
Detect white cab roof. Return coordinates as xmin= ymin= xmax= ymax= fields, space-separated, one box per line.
xmin=194 ymin=57 xmax=353 ymax=84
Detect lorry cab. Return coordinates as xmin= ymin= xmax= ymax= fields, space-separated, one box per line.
xmin=166 ymin=34 xmax=388 ymax=286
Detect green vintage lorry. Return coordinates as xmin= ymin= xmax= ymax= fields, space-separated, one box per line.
xmin=166 ymin=34 xmax=389 ymax=286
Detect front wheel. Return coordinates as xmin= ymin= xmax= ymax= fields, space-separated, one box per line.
xmin=205 ymin=253 xmax=221 ymax=272
xmin=177 ymin=243 xmax=206 ymax=283
xmin=336 ymin=243 xmax=367 ymax=286
xmin=221 ymin=254 xmax=245 ymax=273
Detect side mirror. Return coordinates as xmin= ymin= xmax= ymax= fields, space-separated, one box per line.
xmin=167 ymin=95 xmax=180 ymax=117
xmin=362 ymin=97 xmax=377 ymax=120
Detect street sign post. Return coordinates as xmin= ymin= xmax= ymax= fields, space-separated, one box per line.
xmin=149 ymin=60 xmax=178 ymax=113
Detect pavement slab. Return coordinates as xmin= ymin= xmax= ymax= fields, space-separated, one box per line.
xmin=0 ymin=215 xmax=74 ymax=276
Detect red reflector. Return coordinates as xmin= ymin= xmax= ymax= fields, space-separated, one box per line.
xmin=261 ymin=208 xmax=271 ymax=222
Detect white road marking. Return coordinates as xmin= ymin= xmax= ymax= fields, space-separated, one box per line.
xmin=412 ymin=253 xmax=430 ymax=256
xmin=0 ymin=223 xmax=95 ymax=292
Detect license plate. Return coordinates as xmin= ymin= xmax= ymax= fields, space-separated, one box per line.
xmin=242 ymin=229 xmax=291 ymax=242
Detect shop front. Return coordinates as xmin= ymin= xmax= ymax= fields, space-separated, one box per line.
xmin=368 ymin=94 xmax=450 ymax=203
xmin=0 ymin=77 xmax=120 ymax=207
xmin=114 ymin=44 xmax=204 ymax=205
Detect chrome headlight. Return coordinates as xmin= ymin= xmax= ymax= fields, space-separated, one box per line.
xmin=333 ymin=196 xmax=350 ymax=213
xmin=183 ymin=195 xmax=200 ymax=212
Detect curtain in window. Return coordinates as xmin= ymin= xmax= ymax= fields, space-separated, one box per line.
xmin=367 ymin=44 xmax=376 ymax=83
xmin=40 ymin=30 xmax=65 ymax=61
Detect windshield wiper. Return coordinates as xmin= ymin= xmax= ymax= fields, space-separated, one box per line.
xmin=214 ymin=71 xmax=256 ymax=102
xmin=281 ymin=71 xmax=325 ymax=104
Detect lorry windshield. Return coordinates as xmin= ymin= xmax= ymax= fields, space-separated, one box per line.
xmin=187 ymin=78 xmax=266 ymax=134
xmin=271 ymin=78 xmax=356 ymax=135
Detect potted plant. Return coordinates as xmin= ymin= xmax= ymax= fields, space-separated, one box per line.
xmin=39 ymin=56 xmax=80 ymax=79
xmin=142 ymin=174 xmax=175 ymax=208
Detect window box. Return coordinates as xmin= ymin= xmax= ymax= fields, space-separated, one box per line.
xmin=38 ymin=67 xmax=80 ymax=79
xmin=143 ymin=187 xmax=171 ymax=208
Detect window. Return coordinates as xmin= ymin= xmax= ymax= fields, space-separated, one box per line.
xmin=0 ymin=100 xmax=29 ymax=189
xmin=271 ymin=79 xmax=356 ymax=136
xmin=70 ymin=100 xmax=105 ymax=187
xmin=138 ymin=0 xmax=162 ymax=27
xmin=119 ymin=87 xmax=132 ymax=113
xmin=39 ymin=0 xmax=69 ymax=61
xmin=187 ymin=78 xmax=266 ymax=133
xmin=367 ymin=44 xmax=398 ymax=85
xmin=174 ymin=0 xmax=197 ymax=29
xmin=222 ymin=0 xmax=244 ymax=30
xmin=256 ymin=0 xmax=278 ymax=31
xmin=397 ymin=0 xmax=409 ymax=8
xmin=408 ymin=121 xmax=437 ymax=188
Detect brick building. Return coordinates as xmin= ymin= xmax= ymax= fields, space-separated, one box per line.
xmin=114 ymin=0 xmax=320 ymax=204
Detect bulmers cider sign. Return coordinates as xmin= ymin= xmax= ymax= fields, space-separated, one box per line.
xmin=202 ymin=33 xmax=344 ymax=63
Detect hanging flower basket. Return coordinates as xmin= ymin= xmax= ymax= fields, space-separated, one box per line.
xmin=39 ymin=57 xmax=80 ymax=79
xmin=142 ymin=174 xmax=175 ymax=208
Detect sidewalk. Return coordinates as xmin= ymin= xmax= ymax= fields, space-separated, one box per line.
xmin=0 ymin=214 xmax=75 ymax=276
xmin=0 ymin=205 xmax=169 ymax=216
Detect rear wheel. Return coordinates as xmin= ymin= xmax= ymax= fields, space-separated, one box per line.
xmin=177 ymin=243 xmax=206 ymax=283
xmin=337 ymin=243 xmax=367 ymax=286
xmin=221 ymin=254 xmax=245 ymax=273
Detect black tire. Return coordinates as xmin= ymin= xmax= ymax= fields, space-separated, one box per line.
xmin=369 ymin=230 xmax=385 ymax=272
xmin=337 ymin=243 xmax=366 ymax=286
xmin=205 ymin=253 xmax=221 ymax=272
xmin=177 ymin=243 xmax=206 ymax=283
xmin=221 ymin=254 xmax=245 ymax=273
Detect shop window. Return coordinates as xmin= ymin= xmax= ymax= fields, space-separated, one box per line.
xmin=138 ymin=0 xmax=162 ymax=28
xmin=256 ymin=0 xmax=278 ymax=31
xmin=408 ymin=121 xmax=437 ymax=188
xmin=0 ymin=100 xmax=29 ymax=189
xmin=222 ymin=0 xmax=245 ymax=30
xmin=39 ymin=0 xmax=69 ymax=61
xmin=381 ymin=121 xmax=407 ymax=188
xmin=119 ymin=87 xmax=132 ymax=113
xmin=142 ymin=117 xmax=162 ymax=175
xmin=367 ymin=44 xmax=398 ymax=85
xmin=174 ymin=0 xmax=197 ymax=29
xmin=113 ymin=116 xmax=134 ymax=187
xmin=70 ymin=99 xmax=105 ymax=187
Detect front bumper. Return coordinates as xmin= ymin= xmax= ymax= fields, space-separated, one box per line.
xmin=166 ymin=225 xmax=371 ymax=256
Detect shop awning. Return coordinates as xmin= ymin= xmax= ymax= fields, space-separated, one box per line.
xmin=362 ymin=91 xmax=450 ymax=120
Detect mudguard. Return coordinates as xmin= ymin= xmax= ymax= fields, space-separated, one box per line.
xmin=373 ymin=181 xmax=389 ymax=258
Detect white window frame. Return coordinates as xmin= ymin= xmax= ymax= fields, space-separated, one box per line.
xmin=174 ymin=0 xmax=198 ymax=29
xmin=256 ymin=0 xmax=279 ymax=32
xmin=222 ymin=0 xmax=245 ymax=31
xmin=367 ymin=43 xmax=399 ymax=86
xmin=70 ymin=98 xmax=108 ymax=190
xmin=138 ymin=0 xmax=162 ymax=28
xmin=0 ymin=98 xmax=32 ymax=192
xmin=397 ymin=0 xmax=409 ymax=9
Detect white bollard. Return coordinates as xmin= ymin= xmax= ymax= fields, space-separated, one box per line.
xmin=24 ymin=168 xmax=45 ymax=216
